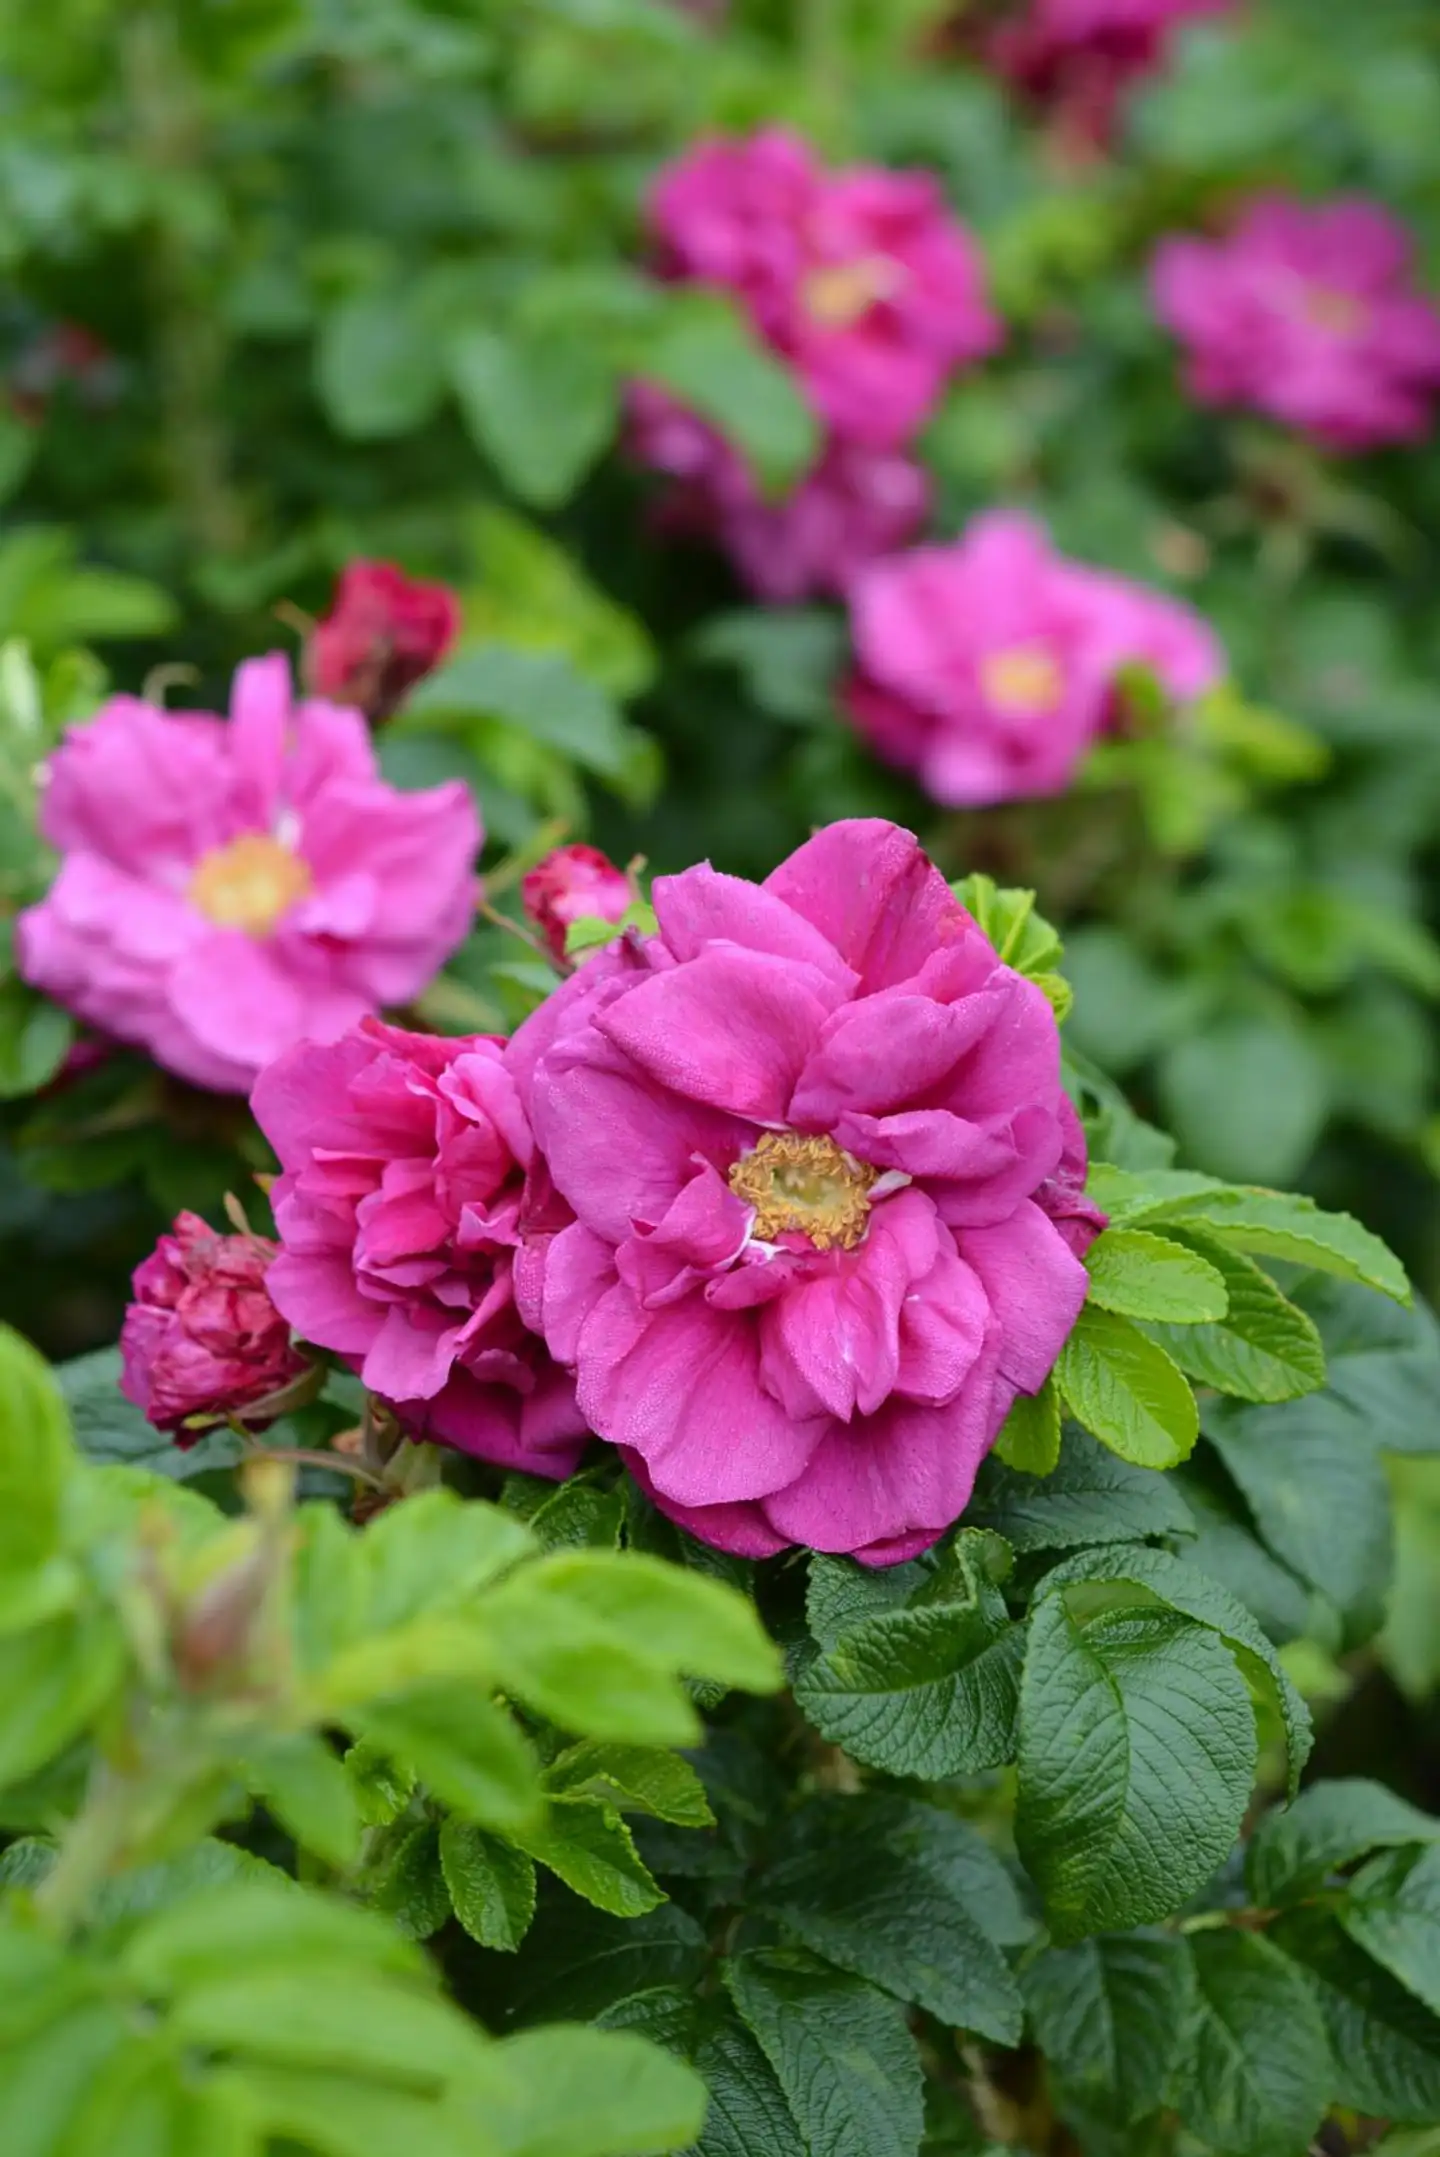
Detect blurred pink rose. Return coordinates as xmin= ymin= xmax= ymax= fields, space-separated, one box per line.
xmin=649 ymin=127 xmax=999 ymax=450
xmin=511 ymin=819 xmax=1099 ymax=1564
xmin=253 ymin=1019 xmax=586 ymax=1476
xmin=1153 ymin=196 xmax=1440 ymax=451
xmin=523 ymin=845 xmax=633 ymax=964
xmin=121 ymin=1210 xmax=308 ymax=1438
xmin=17 ymin=656 xmax=480 ymax=1094
xmin=989 ymin=0 xmax=1228 ymax=150
xmin=628 ymin=384 xmax=929 ymax=601
xmin=306 ymin=559 xmax=461 ymax=724
xmin=844 ymin=511 xmax=1223 ymax=806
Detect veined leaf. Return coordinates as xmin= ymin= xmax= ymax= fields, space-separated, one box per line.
xmin=1084 ymin=1228 xmax=1228 ymax=1323
xmin=1056 ymin=1306 xmax=1198 ymax=1468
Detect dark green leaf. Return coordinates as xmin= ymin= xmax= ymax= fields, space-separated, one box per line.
xmin=1275 ymin=1909 xmax=1440 ymax=2123
xmin=450 ymin=326 xmax=618 ymax=508
xmin=726 ymin=1951 xmax=924 ymax=2157
xmin=1344 ymin=1845 xmax=1440 ymax=2017
xmin=518 ymin=1800 xmax=666 ymax=1918
xmin=407 ymin=645 xmax=632 ymax=781
xmin=969 ymin=1427 xmax=1194 ymax=1552
xmin=691 ymin=2018 xmax=805 ymax=2157
xmin=1175 ymin=1930 xmax=1331 ymax=2157
xmin=793 ymin=1603 xmax=1022 ymax=1779
xmin=315 ymin=287 xmax=446 ymax=438
xmin=1021 ymin=1932 xmax=1193 ymax=2124
xmin=54 ymin=1348 xmax=240 ymax=1481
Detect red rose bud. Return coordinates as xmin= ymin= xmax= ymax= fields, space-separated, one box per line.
xmin=521 ymin=844 xmax=633 ymax=963
xmin=306 ymin=559 xmax=460 ymax=722
xmin=120 ymin=1211 xmax=310 ymax=1440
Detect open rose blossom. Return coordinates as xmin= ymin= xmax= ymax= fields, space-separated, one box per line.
xmin=627 ymin=385 xmax=929 ymax=601
xmin=121 ymin=1211 xmax=309 ymax=1438
xmin=17 ymin=655 xmax=480 ymax=1094
xmin=306 ymin=559 xmax=461 ymax=723
xmin=844 ymin=511 xmax=1223 ymax=807
xmin=649 ymin=129 xmax=1000 ymax=451
xmin=1152 ymin=196 xmax=1440 ymax=452
xmin=510 ymin=818 xmax=1103 ymax=1564
xmin=987 ymin=0 xmax=1228 ymax=152
xmin=523 ymin=845 xmax=633 ymax=965
xmin=252 ymin=1019 xmax=586 ymax=1476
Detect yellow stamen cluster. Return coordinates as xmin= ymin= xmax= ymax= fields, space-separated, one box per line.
xmin=189 ymin=833 xmax=313 ymax=936
xmin=728 ymin=1132 xmax=877 ymax=1252
xmin=802 ymin=255 xmax=905 ymax=330
xmin=1302 ymin=287 xmax=1368 ymax=338
xmin=979 ymin=644 xmax=1066 ymax=720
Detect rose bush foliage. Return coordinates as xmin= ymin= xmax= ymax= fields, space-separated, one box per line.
xmin=3 ymin=3 xmax=1440 ymax=2156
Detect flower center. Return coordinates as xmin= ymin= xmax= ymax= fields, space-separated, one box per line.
xmin=189 ymin=833 xmax=313 ymax=935
xmin=728 ymin=1131 xmax=877 ymax=1251
xmin=980 ymin=644 xmax=1066 ymax=719
xmin=1300 ymin=286 xmax=1368 ymax=338
xmin=802 ymin=255 xmax=905 ymax=329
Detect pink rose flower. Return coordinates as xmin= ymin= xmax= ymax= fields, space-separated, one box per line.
xmin=844 ymin=511 xmax=1223 ymax=807
xmin=306 ymin=559 xmax=461 ymax=724
xmin=1152 ymin=195 xmax=1440 ymax=452
xmin=510 ymin=818 xmax=1101 ymax=1565
xmin=121 ymin=1211 xmax=309 ymax=1439
xmin=252 ymin=1018 xmax=586 ymax=1477
xmin=989 ymin=0 xmax=1228 ymax=151
xmin=649 ymin=128 xmax=1000 ymax=450
xmin=627 ymin=385 xmax=929 ymax=602
xmin=17 ymin=655 xmax=480 ymax=1094
xmin=523 ymin=845 xmax=633 ymax=965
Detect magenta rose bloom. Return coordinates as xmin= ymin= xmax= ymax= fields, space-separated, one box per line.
xmin=306 ymin=559 xmax=461 ymax=723
xmin=121 ymin=1211 xmax=309 ymax=1439
xmin=17 ymin=655 xmax=479 ymax=1094
xmin=251 ymin=1019 xmax=586 ymax=1477
xmin=1152 ymin=196 xmax=1440 ymax=452
xmin=989 ymin=0 xmax=1228 ymax=150
xmin=649 ymin=128 xmax=999 ymax=451
xmin=510 ymin=819 xmax=1100 ymax=1565
xmin=844 ymin=512 xmax=1223 ymax=807
xmin=523 ymin=845 xmax=633 ymax=965
xmin=628 ymin=385 xmax=929 ymax=603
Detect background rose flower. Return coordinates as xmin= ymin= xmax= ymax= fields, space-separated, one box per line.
xmin=121 ymin=1210 xmax=308 ymax=1438
xmin=511 ymin=818 xmax=1100 ymax=1564
xmin=988 ymin=0 xmax=1229 ymax=151
xmin=523 ymin=844 xmax=633 ymax=964
xmin=1152 ymin=195 xmax=1440 ymax=451
xmin=17 ymin=655 xmax=479 ymax=1094
xmin=844 ymin=511 xmax=1223 ymax=806
xmin=627 ymin=385 xmax=930 ymax=601
xmin=252 ymin=1018 xmax=586 ymax=1476
xmin=648 ymin=127 xmax=1000 ymax=451
xmin=306 ymin=559 xmax=461 ymax=723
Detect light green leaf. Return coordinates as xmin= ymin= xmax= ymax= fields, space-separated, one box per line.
xmin=247 ymin=1734 xmax=362 ymax=1870
xmin=1176 ymin=1930 xmax=1331 ymax=2157
xmin=122 ymin=1880 xmax=420 ymax=1995
xmin=1084 ymin=1228 xmax=1228 ymax=1323
xmin=476 ymin=2025 xmax=707 ymax=2157
xmin=234 ymin=2068 xmax=478 ymax=2157
xmin=450 ymin=326 xmax=618 ymax=508
xmin=0 ymin=1324 xmax=72 ymax=1574
xmin=1055 ymin=1306 xmax=1199 ymax=1468
xmin=315 ymin=287 xmax=445 ymax=439
xmin=439 ymin=1820 xmax=536 ymax=1952
xmin=0 ymin=2001 xmax=130 ymax=2157
xmin=543 ymin=1743 xmax=713 ymax=1828
xmin=1017 ymin=1600 xmax=1256 ymax=1940
xmin=725 ymin=1951 xmax=924 ymax=2157
xmin=1344 ymin=1844 xmax=1440 ymax=2018
xmin=358 ymin=1489 xmax=534 ymax=1632
xmin=1145 ymin=1233 xmax=1327 ymax=1404
xmin=352 ymin=1689 xmax=542 ymax=1833
xmin=518 ymin=1800 xmax=665 ymax=1918
xmin=370 ymin=1822 xmax=450 ymax=1942
xmin=0 ymin=1608 xmax=124 ymax=1790
xmin=0 ymin=985 xmax=74 ymax=1101
xmin=169 ymin=1969 xmax=490 ymax=2088
xmin=993 ymin=1380 xmax=1061 ymax=1475
xmin=406 ymin=645 xmax=633 ymax=781
xmin=642 ymin=290 xmax=819 ymax=492
xmin=969 ymin=1427 xmax=1194 ymax=1553
xmin=1124 ymin=1178 xmax=1409 ymax=1305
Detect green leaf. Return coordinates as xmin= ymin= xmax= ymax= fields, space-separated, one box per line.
xmin=1343 ymin=1845 xmax=1440 ymax=2017
xmin=642 ymin=290 xmax=819 ymax=492
xmin=793 ymin=1601 xmax=1022 ymax=1779
xmin=0 ymin=984 xmax=74 ymax=1100
xmin=1031 ymin=1542 xmax=1312 ymax=1795
xmin=1171 ymin=1471 xmax=1312 ymax=1645
xmin=992 ymin=1380 xmax=1061 ymax=1474
xmin=1205 ymin=1394 xmax=1392 ymax=1640
xmin=344 ymin=1739 xmax=415 ymax=1829
xmin=1021 ymin=1932 xmax=1193 ymax=2124
xmin=693 ymin=609 xmax=846 ymax=727
xmin=370 ymin=1822 xmax=451 ymax=1942
xmin=1275 ymin=1908 xmax=1440 ymax=2122
xmin=1145 ymin=1233 xmax=1327 ymax=1404
xmin=1055 ymin=1306 xmax=1199 ymax=1468
xmin=1157 ymin=1015 xmax=1328 ymax=1186
xmin=477 ymin=2025 xmax=706 ymax=2157
xmin=358 ymin=1489 xmax=534 ymax=1631
xmin=246 ymin=1734 xmax=362 ymax=1870
xmin=234 ymin=2068 xmax=477 ymax=2157
xmin=0 ymin=2000 xmax=130 ymax=2157
xmin=169 ymin=1969 xmax=490 ymax=2089
xmin=969 ymin=1427 xmax=1194 ymax=1552
xmin=503 ymin=1903 xmax=708 ymax=2029
xmin=439 ymin=1820 xmax=536 ymax=1952
xmin=726 ymin=1951 xmax=924 ymax=2157
xmin=0 ymin=1608 xmax=124 ymax=1789
xmin=1175 ymin=1930 xmax=1332 ymax=2157
xmin=691 ymin=2018 xmax=805 ymax=2157
xmin=450 ymin=326 xmax=618 ymax=508
xmin=1084 ymin=1228 xmax=1228 ymax=1323
xmin=953 ymin=876 xmax=1064 ymax=981
xmin=0 ymin=1324 xmax=71 ymax=1573
xmin=543 ymin=1743 xmax=713 ymax=1828
xmin=1120 ymin=1176 xmax=1409 ymax=1305
xmin=518 ymin=1801 xmax=666 ymax=1918
xmin=315 ymin=286 xmax=446 ymax=438
xmin=1017 ymin=1601 xmax=1256 ymax=1940
xmin=121 ymin=1880 xmax=423 ymax=1995
xmin=1291 ymin=1272 xmax=1440 ymax=1451
xmin=406 ymin=644 xmax=633 ymax=781
xmin=52 ymin=1348 xmax=239 ymax=1480
xmin=759 ymin=1796 xmax=1023 ymax=2043
xmin=352 ymin=1689 xmax=542 ymax=1833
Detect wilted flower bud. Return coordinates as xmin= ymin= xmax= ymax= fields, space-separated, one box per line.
xmin=521 ymin=844 xmax=633 ymax=964
xmin=306 ymin=559 xmax=460 ymax=722
xmin=120 ymin=1211 xmax=310 ymax=1440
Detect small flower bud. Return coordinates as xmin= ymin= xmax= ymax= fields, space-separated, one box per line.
xmin=305 ymin=559 xmax=460 ymax=723
xmin=521 ymin=844 xmax=633 ymax=964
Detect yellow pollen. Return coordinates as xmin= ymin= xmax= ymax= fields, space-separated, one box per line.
xmin=189 ymin=833 xmax=313 ymax=935
xmin=980 ymin=644 xmax=1066 ymax=719
xmin=802 ymin=255 xmax=905 ymax=329
xmin=728 ymin=1132 xmax=877 ymax=1252
xmin=1301 ymin=286 xmax=1368 ymax=338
